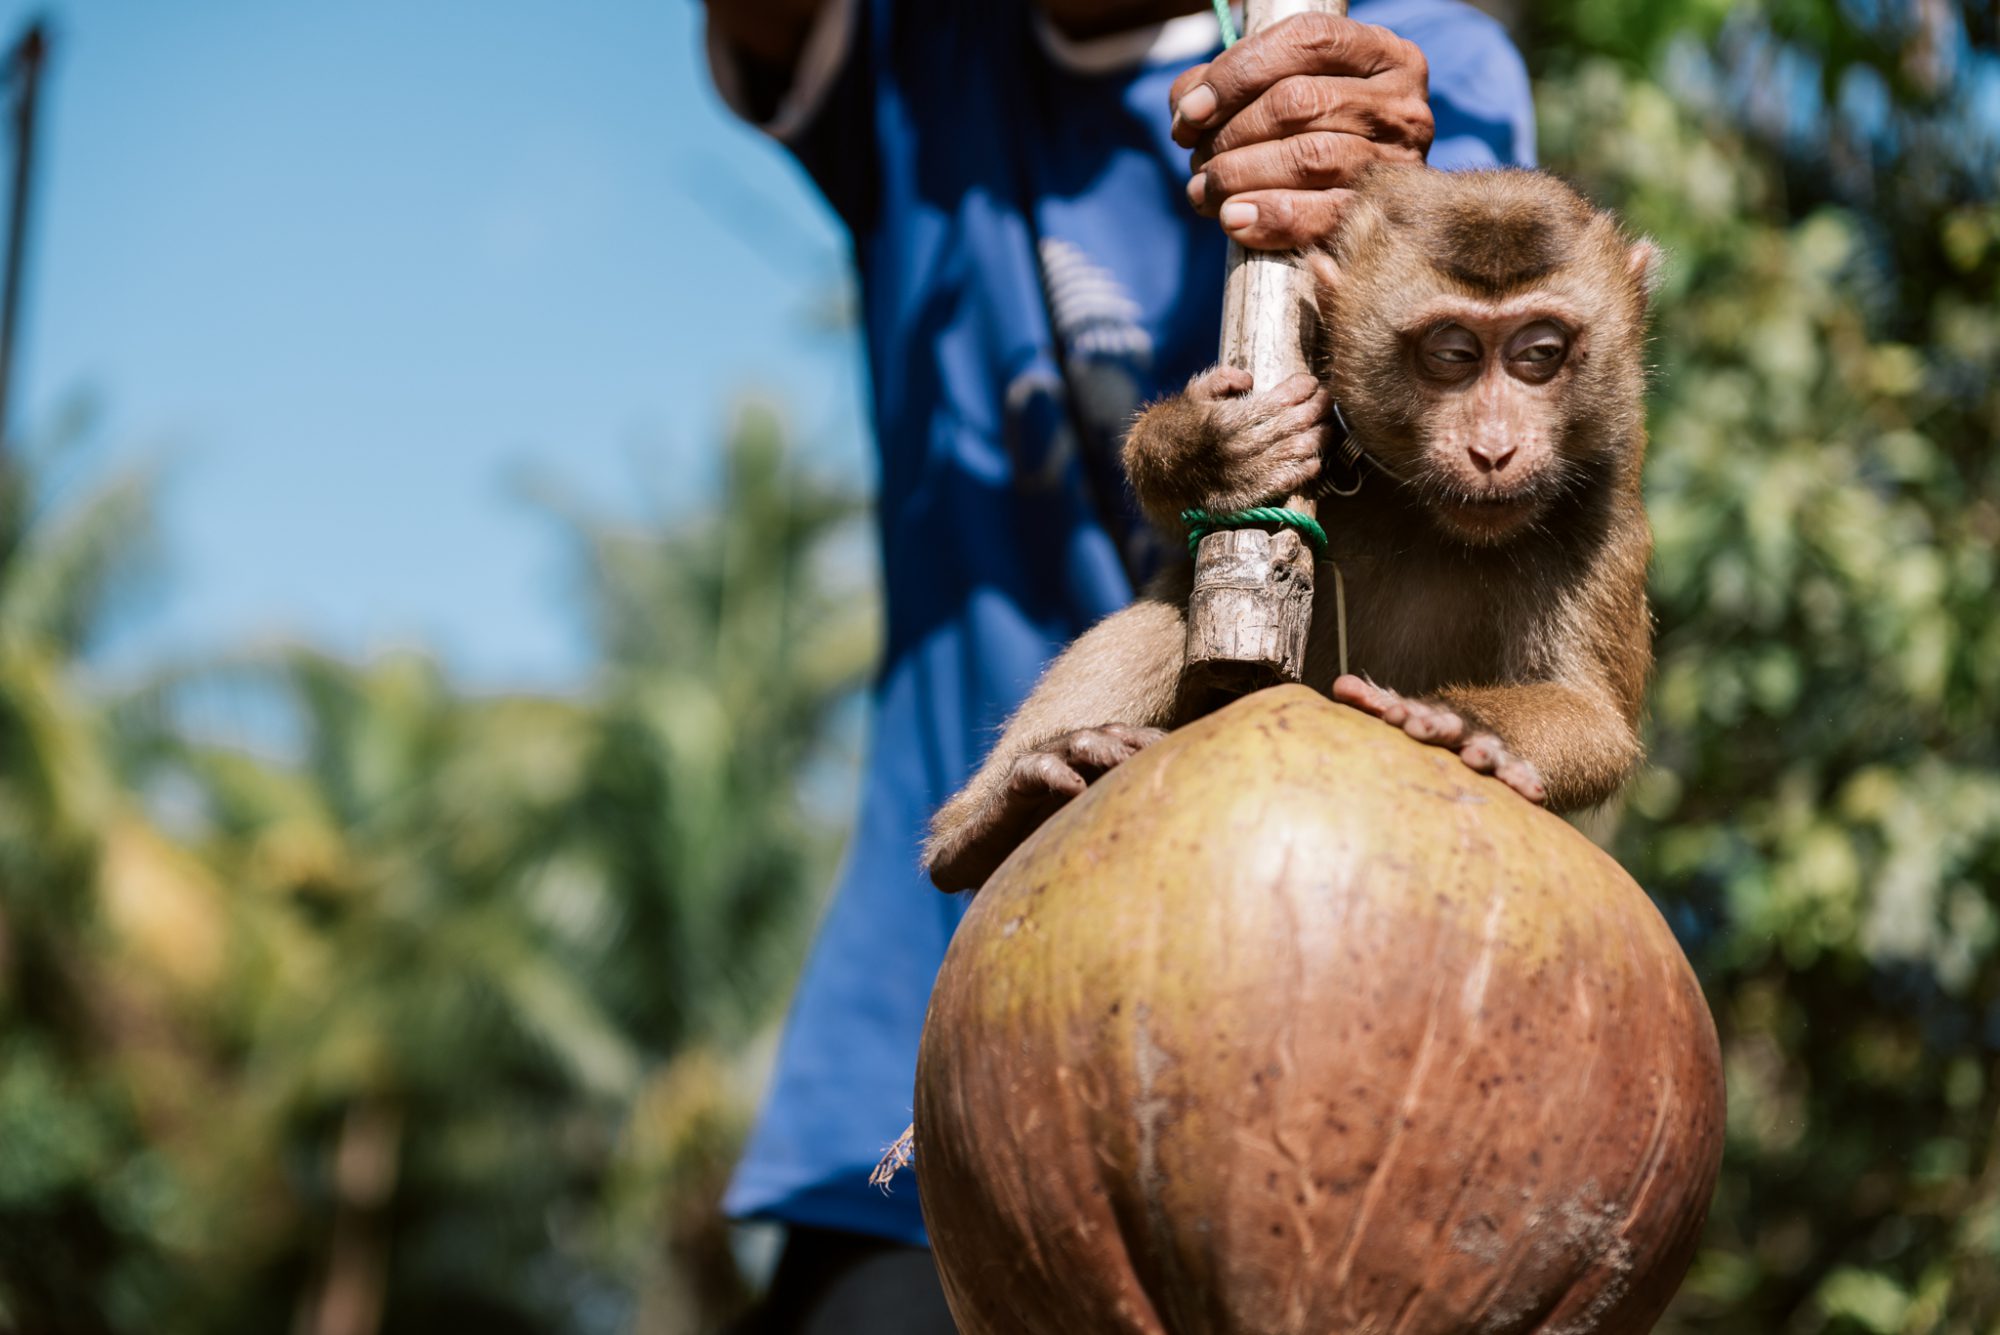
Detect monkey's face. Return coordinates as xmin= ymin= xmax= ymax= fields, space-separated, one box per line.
xmin=1310 ymin=164 xmax=1659 ymax=549
xmin=1390 ymin=296 xmax=1588 ymax=545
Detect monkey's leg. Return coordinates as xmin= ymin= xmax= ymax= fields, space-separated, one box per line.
xmin=1332 ymin=675 xmax=1641 ymax=813
xmin=925 ymin=590 xmax=1188 ymax=892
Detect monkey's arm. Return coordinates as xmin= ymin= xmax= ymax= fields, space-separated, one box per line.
xmin=925 ymin=583 xmax=1189 ymax=892
xmin=1336 ymin=514 xmax=1654 ymax=812
xmin=1123 ymin=366 xmax=1331 ymax=537
xmin=1439 ymin=529 xmax=1655 ymax=811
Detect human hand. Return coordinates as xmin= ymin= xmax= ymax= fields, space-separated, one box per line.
xmin=1171 ymin=13 xmax=1434 ymax=250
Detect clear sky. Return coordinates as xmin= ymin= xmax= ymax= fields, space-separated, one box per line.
xmin=3 ymin=1 xmax=866 ymax=689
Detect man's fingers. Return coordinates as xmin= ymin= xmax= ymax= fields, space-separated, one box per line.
xmin=1169 ymin=60 xmax=1215 ymax=141
xmin=1216 ymin=189 xmax=1355 ymax=251
xmin=1171 ymin=14 xmax=1424 ymax=145
xmin=1191 ymin=75 xmax=1433 ymax=163
xmin=1192 ymin=133 xmax=1418 ymax=211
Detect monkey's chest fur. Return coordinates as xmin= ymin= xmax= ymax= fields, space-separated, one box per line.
xmin=1301 ymin=543 xmax=1567 ymax=698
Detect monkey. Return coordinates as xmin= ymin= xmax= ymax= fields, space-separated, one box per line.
xmin=925 ymin=164 xmax=1662 ymax=893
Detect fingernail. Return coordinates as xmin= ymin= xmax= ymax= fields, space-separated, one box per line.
xmin=1185 ymin=174 xmax=1205 ymax=208
xmin=1178 ymin=83 xmax=1217 ymax=126
xmin=1220 ymin=199 xmax=1258 ymax=230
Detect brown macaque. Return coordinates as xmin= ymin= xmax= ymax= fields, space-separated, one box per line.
xmin=926 ymin=164 xmax=1662 ymax=892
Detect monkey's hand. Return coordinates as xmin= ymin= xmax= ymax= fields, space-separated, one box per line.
xmin=1331 ymin=675 xmax=1548 ymax=805
xmin=1123 ymin=365 xmax=1331 ymax=537
xmin=925 ymin=725 xmax=1167 ymax=892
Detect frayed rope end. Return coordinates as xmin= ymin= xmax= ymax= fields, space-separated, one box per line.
xmin=869 ymin=1124 xmax=916 ymax=1192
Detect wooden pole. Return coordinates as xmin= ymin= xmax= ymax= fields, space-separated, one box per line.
xmin=1182 ymin=0 xmax=1344 ymax=706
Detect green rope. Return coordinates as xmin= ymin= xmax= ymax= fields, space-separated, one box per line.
xmin=1182 ymin=506 xmax=1329 ymax=557
xmin=1211 ymin=0 xmax=1239 ymax=47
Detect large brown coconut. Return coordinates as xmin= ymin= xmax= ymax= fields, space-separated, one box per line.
xmin=915 ymin=686 xmax=1724 ymax=1335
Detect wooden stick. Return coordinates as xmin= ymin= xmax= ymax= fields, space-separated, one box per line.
xmin=1182 ymin=0 xmax=1346 ymax=705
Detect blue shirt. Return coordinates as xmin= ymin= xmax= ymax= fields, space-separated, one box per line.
xmin=719 ymin=0 xmax=1535 ymax=1245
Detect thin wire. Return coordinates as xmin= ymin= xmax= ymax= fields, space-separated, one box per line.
xmin=1332 ymin=558 xmax=1349 ymax=677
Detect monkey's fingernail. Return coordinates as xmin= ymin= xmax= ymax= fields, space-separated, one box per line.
xmin=1220 ymin=200 xmax=1258 ymax=231
xmin=1178 ymin=83 xmax=1218 ymax=125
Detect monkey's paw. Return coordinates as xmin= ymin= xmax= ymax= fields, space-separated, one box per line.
xmin=1009 ymin=724 xmax=1168 ymax=802
xmin=1331 ymin=676 xmax=1548 ymax=805
xmin=926 ymin=725 xmax=1167 ymax=892
xmin=1186 ymin=365 xmax=1331 ymax=509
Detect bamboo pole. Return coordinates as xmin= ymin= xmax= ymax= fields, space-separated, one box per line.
xmin=1181 ymin=0 xmax=1345 ymax=704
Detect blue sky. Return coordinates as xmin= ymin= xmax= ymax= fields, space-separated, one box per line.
xmin=4 ymin=1 xmax=866 ymax=688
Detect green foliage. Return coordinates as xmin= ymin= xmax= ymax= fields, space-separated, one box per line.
xmin=1529 ymin=4 xmax=2000 ymax=1329
xmin=0 ymin=419 xmax=178 ymax=1335
xmin=2 ymin=4 xmax=1993 ymax=1329
xmin=0 ymin=407 xmax=873 ymax=1333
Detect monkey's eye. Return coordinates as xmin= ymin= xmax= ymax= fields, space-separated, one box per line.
xmin=1419 ymin=325 xmax=1481 ymax=380
xmin=1506 ymin=321 xmax=1571 ymax=381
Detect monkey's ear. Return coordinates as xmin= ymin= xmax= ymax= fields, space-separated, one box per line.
xmin=1626 ymin=239 xmax=1665 ymax=300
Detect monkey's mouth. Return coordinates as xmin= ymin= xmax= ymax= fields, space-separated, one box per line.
xmin=1433 ymin=484 xmax=1550 ymax=542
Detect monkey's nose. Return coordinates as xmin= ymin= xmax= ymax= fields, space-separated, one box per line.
xmin=1468 ymin=437 xmax=1518 ymax=472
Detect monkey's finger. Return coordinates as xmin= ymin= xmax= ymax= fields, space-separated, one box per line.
xmin=1193 ymin=73 xmax=1434 ymax=162
xmin=1213 ymin=189 xmax=1358 ymax=252
xmin=1403 ymin=706 xmax=1464 ymax=744
xmin=1261 ymin=390 xmax=1334 ymax=442
xmin=1171 ymin=14 xmax=1425 ymax=147
xmin=1189 ymin=364 xmax=1256 ymax=401
xmin=1221 ymin=414 xmax=1328 ymax=468
xmin=1331 ymin=674 xmax=1395 ymax=716
xmin=1098 ymin=723 xmax=1169 ymax=751
xmin=1457 ymin=734 xmax=1505 ymax=774
xmin=1009 ymin=752 xmax=1087 ymax=800
xmin=1059 ymin=727 xmax=1147 ymax=772
xmin=1494 ymin=757 xmax=1548 ymax=805
xmin=1264 ymin=371 xmax=1320 ymax=408
xmin=1239 ymin=458 xmax=1324 ymax=510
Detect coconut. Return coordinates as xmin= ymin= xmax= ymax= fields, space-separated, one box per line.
xmin=915 ymin=686 xmax=1724 ymax=1334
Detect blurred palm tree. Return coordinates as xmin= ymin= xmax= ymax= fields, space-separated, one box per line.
xmin=0 ymin=415 xmax=206 ymax=1334
xmin=537 ymin=400 xmax=876 ymax=1053
xmin=525 ymin=400 xmax=877 ymax=1330
xmin=112 ymin=404 xmax=876 ymax=1333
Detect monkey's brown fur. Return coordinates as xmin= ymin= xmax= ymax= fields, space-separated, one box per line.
xmin=927 ymin=165 xmax=1660 ymax=892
